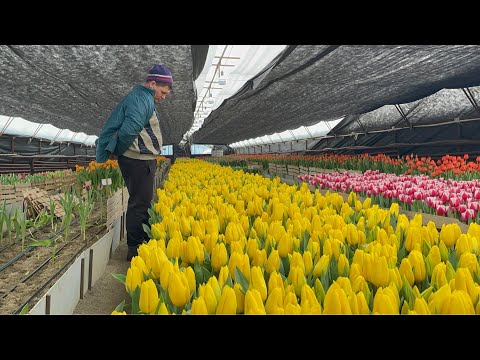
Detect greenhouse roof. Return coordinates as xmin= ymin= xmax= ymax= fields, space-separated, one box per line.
xmin=0 ymin=45 xmax=208 ymax=145
xmin=0 ymin=115 xmax=96 ymax=145
xmin=193 ymin=45 xmax=480 ymax=145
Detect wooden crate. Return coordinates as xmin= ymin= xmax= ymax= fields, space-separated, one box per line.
xmin=14 ymin=182 xmax=31 ymax=202
xmin=287 ymin=165 xmax=300 ymax=177
xmin=247 ymin=162 xmax=262 ymax=170
xmin=276 ymin=164 xmax=288 ymax=176
xmin=107 ymin=188 xmax=124 ymax=229
xmin=299 ymin=166 xmax=309 ymax=175
xmin=31 ymin=179 xmax=46 ymax=190
xmin=308 ymin=167 xmax=323 ymax=175
xmin=268 ymin=163 xmax=277 ymax=174
xmin=23 ymin=188 xmax=66 ymax=218
xmin=0 ymin=185 xmax=17 ymax=205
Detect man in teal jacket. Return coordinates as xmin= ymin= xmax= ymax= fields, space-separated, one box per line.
xmin=96 ymin=64 xmax=173 ymax=261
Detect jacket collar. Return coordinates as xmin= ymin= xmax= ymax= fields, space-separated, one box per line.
xmin=137 ymin=84 xmax=155 ymax=96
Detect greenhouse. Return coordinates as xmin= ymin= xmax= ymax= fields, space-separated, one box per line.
xmin=1 ymin=45 xmax=480 ymax=315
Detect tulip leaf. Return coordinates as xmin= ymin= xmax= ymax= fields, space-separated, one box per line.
xmin=447 ymin=249 xmax=458 ymax=270
xmin=473 ymin=272 xmax=480 ymax=287
xmin=193 ymin=258 xmax=204 ymax=285
xmin=281 ymin=255 xmax=290 ymax=278
xmin=400 ymin=299 xmax=410 ymax=314
xmin=112 ymin=273 xmax=126 ymax=285
xmin=422 ymin=240 xmax=431 ymax=258
xmin=225 ymin=275 xmax=234 ymax=289
xmin=201 ymin=266 xmax=211 ymax=283
xmin=203 ymin=249 xmax=210 ymax=262
xmin=328 ymin=256 xmax=338 ymax=283
xmin=115 ymin=300 xmax=126 ymax=312
xmin=320 ymin=272 xmax=329 ymax=294
xmin=396 ymin=246 xmax=406 ymax=267
xmin=19 ymin=304 xmax=29 ymax=315
xmin=389 ymin=213 xmax=397 ymax=229
xmin=234 ymin=267 xmax=250 ymax=294
xmin=131 ymin=287 xmax=141 ymax=315
xmin=142 ymin=224 xmax=152 ymax=239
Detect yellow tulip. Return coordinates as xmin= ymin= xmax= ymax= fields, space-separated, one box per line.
xmin=413 ymin=297 xmax=431 ymax=314
xmin=288 ymin=266 xmax=306 ymax=297
xmin=157 ymin=302 xmax=169 ymax=315
xmin=323 ymin=285 xmax=352 ymax=314
xmin=198 ymin=283 xmax=218 ymax=314
xmin=244 ymin=289 xmax=266 ymax=314
xmin=399 ymin=258 xmax=415 ymax=286
xmin=284 ymin=303 xmax=301 ymax=314
xmin=345 ymin=223 xmax=359 ymax=246
xmin=408 ymin=250 xmax=426 ymax=282
xmin=211 ymin=242 xmax=228 ymax=272
xmin=266 ymin=249 xmax=281 ymax=274
xmin=347 ymin=191 xmax=356 ymax=207
xmin=440 ymin=223 xmax=461 ymax=248
xmin=233 ymin=283 xmax=245 ymax=314
xmin=313 ymin=254 xmax=330 ymax=278
xmin=160 ymin=260 xmax=174 ymax=291
xmin=218 ymin=265 xmax=230 ymax=289
xmin=192 ymin=221 xmax=205 ymax=239
xmin=372 ymin=287 xmax=398 ymax=314
xmin=191 ymin=296 xmax=209 ymax=315
xmin=185 ymin=236 xmax=205 ymax=265
xmin=369 ymin=255 xmax=390 ymax=288
xmin=208 ymin=276 xmax=222 ymax=302
xmin=444 ymin=290 xmax=475 ymax=314
xmin=131 ymin=256 xmax=149 ymax=280
xmin=300 ymin=284 xmax=322 ymax=314
xmin=151 ymin=223 xmax=163 ymax=240
xmin=290 ymin=252 xmax=305 ymax=273
xmin=265 ymin=287 xmax=284 ymax=314
xmin=184 ymin=267 xmax=196 ymax=295
xmin=252 ymin=249 xmax=267 ymax=267
xmin=354 ymin=291 xmax=370 ymax=314
xmin=125 ymin=266 xmax=143 ymax=293
xmin=246 ymin=238 xmax=259 ymax=260
xmin=180 ymin=216 xmax=191 ymax=237
xmin=303 ymin=251 xmax=313 ymax=275
xmin=277 ymin=234 xmax=292 ymax=258
xmin=111 ymin=310 xmax=127 ymax=315
xmin=455 ymin=234 xmax=471 ymax=258
xmin=249 ymin=266 xmax=268 ymax=302
xmin=216 ymin=286 xmax=237 ymax=314
xmin=438 ymin=240 xmax=449 ymax=262
xmin=428 ymin=283 xmax=452 ymax=314
xmin=337 ymin=253 xmax=350 ymax=277
xmin=426 ymin=245 xmax=441 ymax=274
xmin=458 ymin=252 xmax=479 ymax=276
xmin=139 ymin=279 xmax=160 ymax=314
xmin=168 ymin=272 xmax=190 ymax=308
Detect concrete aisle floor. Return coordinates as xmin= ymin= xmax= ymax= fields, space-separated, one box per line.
xmin=73 ymin=240 xmax=130 ymax=315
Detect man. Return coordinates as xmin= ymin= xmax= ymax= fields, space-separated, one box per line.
xmin=96 ymin=64 xmax=173 ymax=261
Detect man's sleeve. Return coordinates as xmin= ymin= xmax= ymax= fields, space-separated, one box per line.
xmin=116 ymin=96 xmax=149 ymax=155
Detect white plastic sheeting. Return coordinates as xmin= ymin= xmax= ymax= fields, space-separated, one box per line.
xmin=184 ymin=45 xmax=287 ymax=143
xmin=230 ymin=118 xmax=343 ymax=148
xmin=0 ymin=115 xmax=97 ymax=146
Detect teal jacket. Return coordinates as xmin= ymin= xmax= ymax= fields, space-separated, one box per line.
xmin=96 ymin=85 xmax=156 ymax=163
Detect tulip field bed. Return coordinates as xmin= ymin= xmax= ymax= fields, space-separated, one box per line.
xmin=114 ymin=159 xmax=480 ymax=315
xmin=0 ymin=206 xmax=107 ymax=314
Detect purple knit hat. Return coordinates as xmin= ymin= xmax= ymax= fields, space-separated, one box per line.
xmin=146 ymin=64 xmax=173 ymax=84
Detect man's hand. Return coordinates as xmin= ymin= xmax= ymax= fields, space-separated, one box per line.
xmin=108 ymin=152 xmax=117 ymax=161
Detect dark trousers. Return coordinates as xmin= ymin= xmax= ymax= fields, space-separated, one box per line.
xmin=118 ymin=155 xmax=156 ymax=248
